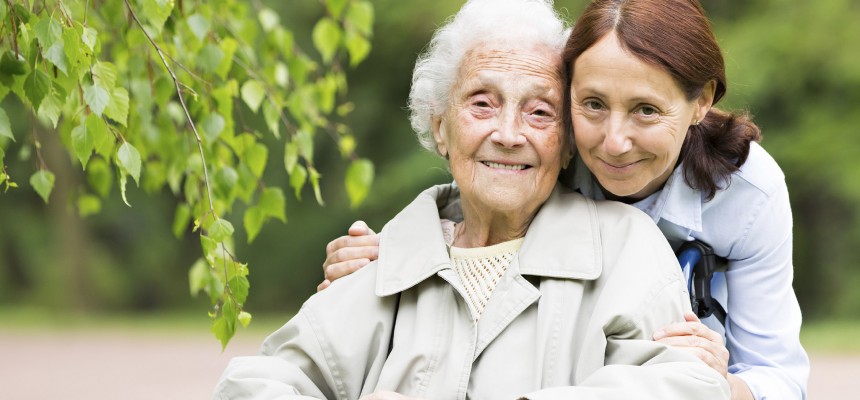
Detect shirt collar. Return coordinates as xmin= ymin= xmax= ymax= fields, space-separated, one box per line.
xmin=564 ymin=154 xmax=703 ymax=232
xmin=375 ymin=184 xmax=603 ymax=296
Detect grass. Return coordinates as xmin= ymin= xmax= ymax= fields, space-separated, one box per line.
xmin=0 ymin=305 xmax=291 ymax=338
xmin=2 ymin=306 xmax=858 ymax=354
xmin=801 ymin=319 xmax=860 ymax=354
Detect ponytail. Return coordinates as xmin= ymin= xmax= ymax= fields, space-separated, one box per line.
xmin=679 ymin=108 xmax=762 ymax=200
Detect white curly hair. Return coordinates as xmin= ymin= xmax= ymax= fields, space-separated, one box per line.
xmin=408 ymin=0 xmax=570 ymax=153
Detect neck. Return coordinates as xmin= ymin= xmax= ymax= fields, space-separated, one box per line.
xmin=454 ymin=200 xmax=537 ymax=248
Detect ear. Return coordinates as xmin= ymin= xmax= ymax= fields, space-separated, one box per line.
xmin=431 ymin=116 xmax=448 ymax=157
xmin=694 ymin=80 xmax=717 ymax=124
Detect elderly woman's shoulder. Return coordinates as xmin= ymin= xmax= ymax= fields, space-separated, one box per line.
xmin=303 ymin=260 xmax=388 ymax=313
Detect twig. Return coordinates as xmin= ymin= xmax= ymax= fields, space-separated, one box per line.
xmin=123 ymin=0 xmax=215 ymax=214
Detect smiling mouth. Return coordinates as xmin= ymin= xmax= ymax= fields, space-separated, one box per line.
xmin=603 ymin=159 xmax=640 ymax=169
xmin=482 ymin=161 xmax=530 ymax=171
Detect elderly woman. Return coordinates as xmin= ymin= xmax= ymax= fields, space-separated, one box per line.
xmin=214 ymin=0 xmax=729 ymax=399
xmin=322 ymin=0 xmax=809 ymax=399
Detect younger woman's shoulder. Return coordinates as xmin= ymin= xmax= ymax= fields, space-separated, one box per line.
xmin=731 ymin=141 xmax=787 ymax=196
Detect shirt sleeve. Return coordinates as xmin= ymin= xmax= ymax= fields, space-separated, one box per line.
xmin=724 ymin=180 xmax=809 ymax=399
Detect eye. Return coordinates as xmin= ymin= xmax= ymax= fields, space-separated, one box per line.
xmin=532 ymin=108 xmax=552 ymax=117
xmin=583 ymin=99 xmax=604 ymax=111
xmin=636 ymin=105 xmax=659 ymax=117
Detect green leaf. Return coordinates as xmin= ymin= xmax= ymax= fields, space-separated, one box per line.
xmin=240 ymin=80 xmax=265 ymax=113
xmin=201 ymin=112 xmax=225 ymax=143
xmin=246 ymin=143 xmax=268 ymax=179
xmin=238 ymin=311 xmax=252 ymax=328
xmin=34 ymin=16 xmax=67 ymax=74
xmin=295 ymin=129 xmax=314 ymax=164
xmin=87 ymin=113 xmax=114 ymax=157
xmin=87 ymin=157 xmax=112 ymax=198
xmin=309 ymin=166 xmax=324 ymax=206
xmin=173 ymin=203 xmax=191 ymax=238
xmin=257 ymin=8 xmax=280 ymax=32
xmin=77 ymin=194 xmax=101 ymax=217
xmin=212 ymin=300 xmax=237 ymax=350
xmin=209 ymin=218 xmax=235 ymax=242
xmin=345 ymin=158 xmax=374 ymax=208
xmin=289 ymin=163 xmax=307 ymax=200
xmin=338 ymin=134 xmax=356 ymax=157
xmin=24 ymin=70 xmax=51 ymax=110
xmin=0 ymin=107 xmax=13 ymax=142
xmin=84 ymin=84 xmax=110 ymax=117
xmin=189 ymin=258 xmax=209 ymax=296
xmin=262 ymin=100 xmax=280 ymax=139
xmin=243 ymin=206 xmax=265 ymax=243
xmin=141 ymin=0 xmax=174 ymax=33
xmin=274 ymin=62 xmax=289 ymax=88
xmin=284 ymin=141 xmax=298 ymax=174
xmin=259 ymin=187 xmax=286 ymax=222
xmin=92 ymin=62 xmax=118 ymax=91
xmin=105 ymin=87 xmax=129 ymax=126
xmin=81 ymin=27 xmax=97 ymax=51
xmin=312 ymin=18 xmax=342 ymax=64
xmin=71 ymin=123 xmax=94 ymax=168
xmin=345 ymin=32 xmax=371 ymax=67
xmin=198 ymin=43 xmax=223 ymax=74
xmin=326 ymin=0 xmax=349 ymax=19
xmin=215 ymin=38 xmax=237 ymax=79
xmin=117 ymin=142 xmax=142 ymax=185
xmin=63 ymin=25 xmax=83 ymax=74
xmin=346 ymin=1 xmax=374 ymax=36
xmin=29 ymin=170 xmax=55 ymax=204
xmin=187 ymin=14 xmax=210 ymax=41
xmin=214 ymin=166 xmax=238 ymax=199
xmin=37 ymin=93 xmax=62 ymax=129
xmin=229 ymin=275 xmax=250 ymax=305
xmin=0 ymin=51 xmax=27 ymax=76
xmin=200 ymin=234 xmax=219 ymax=263
xmin=119 ymin=172 xmax=131 ymax=207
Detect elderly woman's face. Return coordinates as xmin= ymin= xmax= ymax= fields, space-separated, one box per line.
xmin=570 ymin=32 xmax=712 ymax=199
xmin=433 ymin=44 xmax=568 ymax=216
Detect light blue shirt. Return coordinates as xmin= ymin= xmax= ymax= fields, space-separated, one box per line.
xmin=562 ymin=142 xmax=809 ymax=400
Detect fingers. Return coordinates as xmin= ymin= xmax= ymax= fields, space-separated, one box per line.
xmin=324 ymin=258 xmax=372 ymax=282
xmin=347 ymin=220 xmax=376 ymax=236
xmin=320 ymin=221 xmax=380 ymax=285
xmin=653 ymin=320 xmax=721 ymax=343
xmin=324 ymin=233 xmax=380 ymax=263
xmin=653 ymin=321 xmax=730 ymax=377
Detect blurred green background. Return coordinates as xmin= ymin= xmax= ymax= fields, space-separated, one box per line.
xmin=1 ymin=0 xmax=858 ymax=339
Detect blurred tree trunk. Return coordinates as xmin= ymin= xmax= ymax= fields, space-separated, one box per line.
xmin=41 ymin=125 xmax=92 ymax=311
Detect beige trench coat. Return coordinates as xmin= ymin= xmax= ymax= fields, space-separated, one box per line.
xmin=214 ymin=184 xmax=730 ymax=399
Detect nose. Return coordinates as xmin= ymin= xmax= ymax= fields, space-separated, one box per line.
xmin=490 ymin=108 xmax=527 ymax=148
xmin=603 ymin=113 xmax=632 ymax=156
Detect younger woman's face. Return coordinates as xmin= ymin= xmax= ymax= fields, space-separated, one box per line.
xmin=570 ymin=32 xmax=712 ymax=200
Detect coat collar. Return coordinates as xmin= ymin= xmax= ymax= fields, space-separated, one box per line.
xmin=375 ymin=183 xmax=603 ymax=297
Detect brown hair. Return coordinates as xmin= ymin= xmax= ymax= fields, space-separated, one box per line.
xmin=563 ymin=0 xmax=761 ymax=200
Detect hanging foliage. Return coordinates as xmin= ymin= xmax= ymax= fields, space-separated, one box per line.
xmin=0 ymin=0 xmax=375 ymax=348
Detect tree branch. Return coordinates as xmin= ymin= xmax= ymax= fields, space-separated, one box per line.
xmin=123 ymin=0 xmax=215 ymax=215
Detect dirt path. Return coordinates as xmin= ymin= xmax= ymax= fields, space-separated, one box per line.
xmin=1 ymin=330 xmax=854 ymax=399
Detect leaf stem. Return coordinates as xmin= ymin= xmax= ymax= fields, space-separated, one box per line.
xmin=123 ymin=0 xmax=215 ymax=215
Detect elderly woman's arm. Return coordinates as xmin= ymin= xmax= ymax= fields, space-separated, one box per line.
xmin=521 ymin=275 xmax=730 ymax=400
xmin=214 ymin=263 xmax=398 ymax=399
